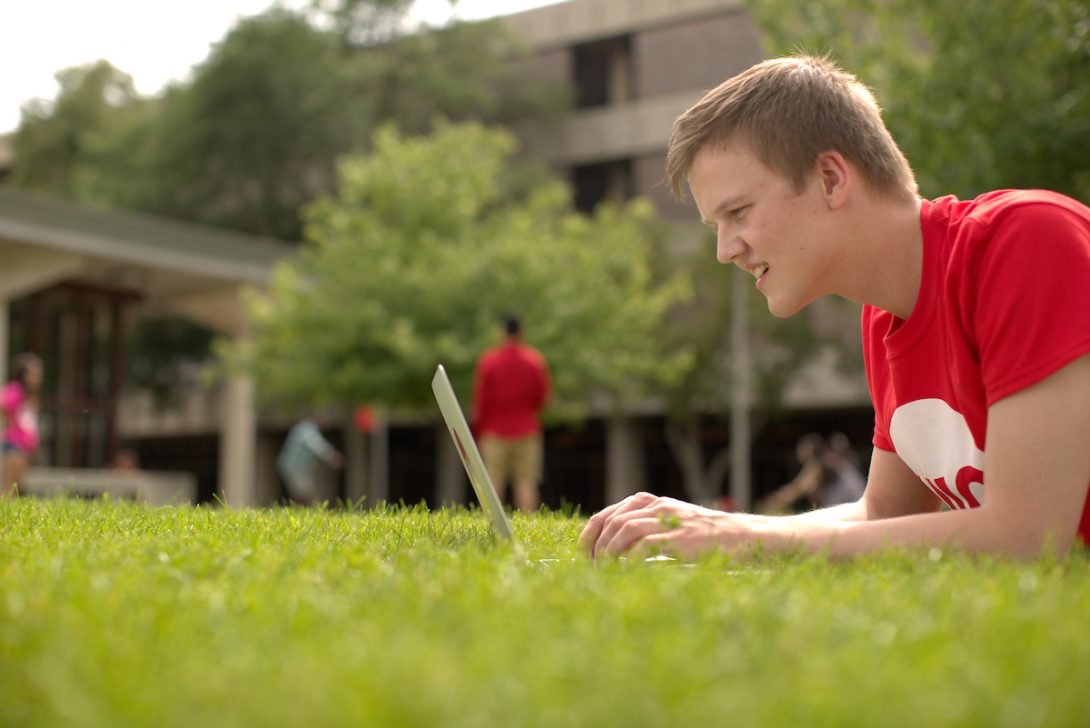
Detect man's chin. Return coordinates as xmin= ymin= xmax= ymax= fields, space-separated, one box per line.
xmin=764 ymin=298 xmax=792 ymax=318
xmin=765 ymin=295 xmax=811 ymax=319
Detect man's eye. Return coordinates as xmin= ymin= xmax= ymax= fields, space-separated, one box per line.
xmin=730 ymin=206 xmax=749 ymax=219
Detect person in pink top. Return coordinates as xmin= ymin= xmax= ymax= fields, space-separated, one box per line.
xmin=473 ymin=315 xmax=551 ymax=511
xmin=2 ymin=353 xmax=44 ymax=497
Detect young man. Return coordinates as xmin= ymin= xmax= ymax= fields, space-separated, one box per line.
xmin=579 ymin=55 xmax=1090 ymax=560
xmin=473 ymin=314 xmax=551 ymax=511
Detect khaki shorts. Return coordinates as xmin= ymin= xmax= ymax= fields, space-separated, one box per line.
xmin=480 ymin=433 xmax=543 ymax=490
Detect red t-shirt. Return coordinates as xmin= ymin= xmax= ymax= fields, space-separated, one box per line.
xmin=473 ymin=341 xmax=550 ymax=438
xmin=863 ymin=190 xmax=1090 ymax=544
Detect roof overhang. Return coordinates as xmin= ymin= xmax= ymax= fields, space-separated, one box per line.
xmin=0 ymin=188 xmax=296 ymax=335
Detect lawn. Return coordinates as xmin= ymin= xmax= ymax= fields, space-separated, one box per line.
xmin=2 ymin=496 xmax=1088 ymax=727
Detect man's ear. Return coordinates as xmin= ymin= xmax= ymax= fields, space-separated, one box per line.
xmin=815 ymin=151 xmax=851 ymax=209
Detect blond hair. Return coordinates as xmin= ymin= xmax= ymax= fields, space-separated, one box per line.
xmin=666 ymin=55 xmax=917 ymax=201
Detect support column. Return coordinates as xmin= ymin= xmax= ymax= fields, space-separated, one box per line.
xmin=219 ymin=373 xmax=257 ymax=508
xmin=606 ymin=414 xmax=646 ymax=505
xmin=368 ymin=417 xmax=389 ymax=506
xmin=0 ymin=298 xmax=7 ymax=490
xmin=344 ymin=424 xmax=368 ymax=506
xmin=730 ymin=266 xmax=753 ymax=512
xmin=0 ymin=297 xmax=8 ymax=387
xmin=253 ymin=433 xmax=279 ymax=506
xmin=165 ymin=284 xmax=259 ymax=509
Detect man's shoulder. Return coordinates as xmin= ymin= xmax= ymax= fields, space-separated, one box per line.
xmin=949 ymin=189 xmax=1090 ymax=230
xmin=478 ymin=346 xmax=506 ymax=367
xmin=290 ymin=419 xmax=318 ymax=435
xmin=925 ymin=189 xmax=1090 ymax=270
xmin=518 ymin=343 xmax=546 ymax=360
xmin=515 ymin=344 xmax=549 ymax=372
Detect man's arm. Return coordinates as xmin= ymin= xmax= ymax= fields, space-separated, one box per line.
xmin=302 ymin=423 xmax=341 ymax=467
xmin=577 ymin=446 xmax=934 ymax=556
xmin=580 ymin=355 xmax=1090 ymax=560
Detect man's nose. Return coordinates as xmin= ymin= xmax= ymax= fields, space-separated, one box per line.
xmin=717 ymin=232 xmax=745 ymax=265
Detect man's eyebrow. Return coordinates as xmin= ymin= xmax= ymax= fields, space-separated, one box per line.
xmin=700 ymin=195 xmax=746 ymax=226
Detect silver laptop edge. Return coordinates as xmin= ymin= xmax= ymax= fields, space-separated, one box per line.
xmin=431 ymin=364 xmax=519 ymax=547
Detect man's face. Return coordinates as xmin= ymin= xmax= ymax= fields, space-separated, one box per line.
xmin=689 ymin=143 xmax=835 ymax=318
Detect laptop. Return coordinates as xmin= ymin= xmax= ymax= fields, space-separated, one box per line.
xmin=432 ymin=364 xmax=685 ymax=565
xmin=431 ymin=364 xmax=521 ymax=552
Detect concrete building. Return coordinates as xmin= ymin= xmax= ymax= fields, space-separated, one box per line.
xmin=506 ymin=0 xmax=766 ymax=224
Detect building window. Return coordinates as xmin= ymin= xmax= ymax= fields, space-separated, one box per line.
xmin=572 ymin=159 xmax=633 ymax=213
xmin=572 ymin=35 xmax=633 ymax=109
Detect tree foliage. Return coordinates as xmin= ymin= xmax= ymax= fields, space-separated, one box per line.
xmin=93 ymin=8 xmax=359 ymax=239
xmin=746 ymin=0 xmax=1090 ymax=202
xmin=10 ymin=61 xmax=147 ymax=197
xmin=10 ymin=3 xmax=565 ymax=240
xmin=232 ymin=122 xmax=692 ymax=415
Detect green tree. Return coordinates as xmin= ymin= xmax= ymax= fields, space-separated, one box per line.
xmin=11 ymin=61 xmax=146 ymax=197
xmin=232 ymin=122 xmax=691 ymax=416
xmin=746 ymin=0 xmax=1090 ymax=201
xmin=13 ymin=3 xmax=564 ymax=241
xmin=90 ymin=8 xmax=359 ymax=240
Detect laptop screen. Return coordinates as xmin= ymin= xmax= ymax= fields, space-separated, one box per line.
xmin=432 ymin=364 xmax=517 ymax=544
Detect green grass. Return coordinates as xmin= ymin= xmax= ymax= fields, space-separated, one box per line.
xmin=2 ymin=497 xmax=1089 ymax=727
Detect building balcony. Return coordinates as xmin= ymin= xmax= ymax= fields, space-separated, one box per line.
xmin=520 ymin=89 xmax=704 ymax=166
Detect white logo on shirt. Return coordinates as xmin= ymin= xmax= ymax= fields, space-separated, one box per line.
xmin=889 ymin=398 xmax=985 ymax=509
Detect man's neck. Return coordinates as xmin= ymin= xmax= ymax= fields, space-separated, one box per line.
xmin=841 ymin=194 xmax=924 ymax=320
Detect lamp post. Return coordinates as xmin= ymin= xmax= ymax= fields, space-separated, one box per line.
xmin=730 ymin=266 xmax=752 ymax=511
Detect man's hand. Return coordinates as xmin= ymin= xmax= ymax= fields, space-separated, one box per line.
xmin=578 ymin=492 xmax=758 ymax=560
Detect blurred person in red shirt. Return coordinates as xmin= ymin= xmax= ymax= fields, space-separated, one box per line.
xmin=473 ymin=314 xmax=551 ymax=511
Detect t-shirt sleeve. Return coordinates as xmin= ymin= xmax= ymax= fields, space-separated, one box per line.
xmin=970 ymin=201 xmax=1090 ymax=405
xmin=871 ymin=413 xmax=894 ymax=452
